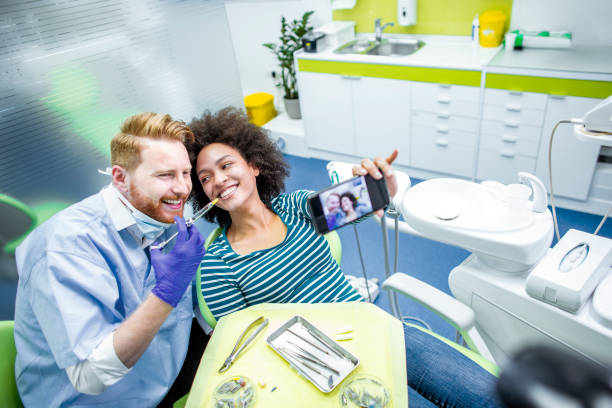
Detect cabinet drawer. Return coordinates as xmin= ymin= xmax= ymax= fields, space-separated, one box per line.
xmin=476 ymin=149 xmax=537 ymax=184
xmin=410 ymin=124 xmax=476 ymax=177
xmin=480 ymin=120 xmax=542 ymax=143
xmin=413 ymin=111 xmax=479 ymax=133
xmin=479 ymin=132 xmax=540 ymax=157
xmin=411 ymin=131 xmax=475 ymax=177
xmin=482 ymin=104 xmax=545 ymax=126
xmin=414 ymin=98 xmax=479 ymax=117
xmin=413 ymin=81 xmax=480 ymax=102
xmin=484 ymin=88 xmax=547 ymax=110
xmin=412 ymin=123 xmax=477 ymax=147
xmin=412 ymin=81 xmax=480 ymax=116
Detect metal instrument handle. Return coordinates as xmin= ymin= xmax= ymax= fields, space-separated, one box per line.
xmin=219 ymin=316 xmax=268 ymax=373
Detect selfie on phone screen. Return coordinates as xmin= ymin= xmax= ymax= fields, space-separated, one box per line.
xmin=308 ymin=173 xmax=389 ymax=235
xmin=321 ymin=177 xmax=373 ymax=231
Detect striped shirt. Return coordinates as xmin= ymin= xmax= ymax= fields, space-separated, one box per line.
xmin=199 ymin=190 xmax=363 ymax=319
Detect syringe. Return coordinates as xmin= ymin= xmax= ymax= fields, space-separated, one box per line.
xmin=150 ymin=198 xmax=219 ymax=250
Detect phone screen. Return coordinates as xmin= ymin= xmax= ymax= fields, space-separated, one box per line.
xmin=308 ymin=175 xmax=389 ymax=234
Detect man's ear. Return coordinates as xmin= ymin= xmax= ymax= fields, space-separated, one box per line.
xmin=112 ymin=165 xmax=129 ymax=195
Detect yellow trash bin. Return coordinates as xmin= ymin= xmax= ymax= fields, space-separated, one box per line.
xmin=479 ymin=11 xmax=506 ymax=47
xmin=244 ymin=93 xmax=276 ymax=127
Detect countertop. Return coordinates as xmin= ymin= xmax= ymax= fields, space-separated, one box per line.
xmin=296 ymin=34 xmax=501 ymax=71
xmin=487 ymin=46 xmax=612 ymax=80
xmin=297 ymin=34 xmax=612 ymax=81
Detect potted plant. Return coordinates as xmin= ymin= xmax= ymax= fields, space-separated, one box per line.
xmin=263 ymin=10 xmax=314 ymax=119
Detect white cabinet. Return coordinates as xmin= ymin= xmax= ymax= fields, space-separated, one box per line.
xmin=298 ymin=71 xmax=411 ymax=164
xmin=298 ymin=71 xmax=355 ymax=154
xmin=411 ymin=82 xmax=480 ymax=178
xmin=477 ymin=89 xmax=547 ymax=184
xmin=352 ymin=77 xmax=411 ymax=165
xmin=534 ymin=95 xmax=601 ymax=200
xmin=297 ymin=61 xmax=604 ymax=206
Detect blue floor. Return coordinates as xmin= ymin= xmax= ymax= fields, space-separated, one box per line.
xmin=2 ymin=153 xmax=612 ymax=344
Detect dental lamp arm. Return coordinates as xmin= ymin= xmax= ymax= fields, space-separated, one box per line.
xmin=382 ymin=272 xmax=495 ymax=364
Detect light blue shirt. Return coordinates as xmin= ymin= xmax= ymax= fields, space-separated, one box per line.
xmin=14 ymin=186 xmax=193 ymax=407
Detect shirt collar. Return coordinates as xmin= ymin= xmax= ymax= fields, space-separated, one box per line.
xmin=102 ymin=184 xmax=136 ymax=231
xmin=102 ymin=185 xmax=154 ymax=248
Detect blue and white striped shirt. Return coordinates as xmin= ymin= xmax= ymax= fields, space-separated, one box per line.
xmin=199 ymin=190 xmax=362 ymax=318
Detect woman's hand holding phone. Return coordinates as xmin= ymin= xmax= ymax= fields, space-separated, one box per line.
xmin=352 ymin=150 xmax=398 ymax=217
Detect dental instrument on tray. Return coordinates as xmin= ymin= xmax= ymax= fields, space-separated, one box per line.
xmin=277 ymin=346 xmax=325 ymax=376
xmin=306 ymin=326 xmax=346 ymax=359
xmin=285 ymin=340 xmax=341 ymax=375
xmin=150 ymin=198 xmax=219 ymax=250
xmin=286 ymin=327 xmax=330 ymax=356
xmin=219 ymin=316 xmax=268 ymax=373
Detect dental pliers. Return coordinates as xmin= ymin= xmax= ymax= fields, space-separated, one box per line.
xmin=218 ymin=316 xmax=269 ymax=373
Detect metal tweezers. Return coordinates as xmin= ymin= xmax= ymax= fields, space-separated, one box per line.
xmin=218 ymin=316 xmax=269 ymax=373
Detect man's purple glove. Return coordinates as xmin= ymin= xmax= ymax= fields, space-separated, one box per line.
xmin=150 ymin=216 xmax=206 ymax=307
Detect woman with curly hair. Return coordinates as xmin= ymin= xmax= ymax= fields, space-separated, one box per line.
xmin=187 ymin=107 xmax=362 ymax=319
xmin=187 ymin=107 xmax=502 ymax=408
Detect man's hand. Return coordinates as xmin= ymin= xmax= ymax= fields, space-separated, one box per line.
xmin=352 ymin=150 xmax=399 ymax=217
xmin=150 ymin=216 xmax=206 ymax=307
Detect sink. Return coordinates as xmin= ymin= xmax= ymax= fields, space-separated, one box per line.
xmin=334 ymin=40 xmax=377 ymax=55
xmin=334 ymin=38 xmax=424 ymax=57
xmin=366 ymin=39 xmax=424 ymax=56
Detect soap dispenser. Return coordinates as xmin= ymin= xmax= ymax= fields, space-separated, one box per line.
xmin=397 ymin=0 xmax=416 ymax=26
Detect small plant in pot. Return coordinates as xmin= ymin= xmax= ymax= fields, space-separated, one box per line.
xmin=263 ymin=10 xmax=314 ymax=119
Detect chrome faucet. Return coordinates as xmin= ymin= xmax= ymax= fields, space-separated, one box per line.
xmin=375 ymin=18 xmax=394 ymax=43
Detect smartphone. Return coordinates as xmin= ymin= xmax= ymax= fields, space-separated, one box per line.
xmin=308 ymin=174 xmax=390 ymax=235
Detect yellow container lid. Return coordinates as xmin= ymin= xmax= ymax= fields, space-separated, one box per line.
xmin=480 ymin=10 xmax=506 ymax=23
xmin=244 ymin=92 xmax=274 ymax=108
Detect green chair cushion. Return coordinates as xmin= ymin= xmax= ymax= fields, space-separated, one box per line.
xmin=0 ymin=321 xmax=23 ymax=407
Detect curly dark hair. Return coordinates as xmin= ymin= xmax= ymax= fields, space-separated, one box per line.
xmin=186 ymin=107 xmax=290 ymax=227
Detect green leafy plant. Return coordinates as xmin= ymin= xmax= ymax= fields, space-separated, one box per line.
xmin=263 ymin=10 xmax=314 ymax=100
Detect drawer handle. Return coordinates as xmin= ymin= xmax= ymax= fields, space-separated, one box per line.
xmin=437 ymin=96 xmax=451 ymax=104
xmin=550 ymin=94 xmax=566 ymax=100
xmin=506 ymin=103 xmax=522 ymax=112
xmin=438 ymin=83 xmax=451 ymax=88
xmin=501 ymin=135 xmax=518 ymax=143
xmin=437 ymin=111 xmax=450 ymax=119
xmin=435 ymin=138 xmax=449 ymax=147
xmin=503 ymin=119 xmax=519 ymax=128
xmin=508 ymin=90 xmax=523 ymax=96
xmin=500 ymin=150 xmax=515 ymax=158
xmin=340 ymin=75 xmax=362 ymax=80
xmin=436 ymin=125 xmax=449 ymax=134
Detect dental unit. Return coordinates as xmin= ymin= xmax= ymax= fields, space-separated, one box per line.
xmin=327 ymin=95 xmax=612 ymax=370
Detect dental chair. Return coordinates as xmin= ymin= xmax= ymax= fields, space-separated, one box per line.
xmin=325 ymin=161 xmax=499 ymax=374
xmin=194 ymin=178 xmax=499 ymax=377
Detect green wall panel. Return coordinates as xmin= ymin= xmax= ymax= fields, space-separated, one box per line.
xmin=298 ymin=59 xmax=481 ymax=86
xmin=486 ymin=73 xmax=612 ymax=98
xmin=333 ymin=0 xmax=513 ymax=36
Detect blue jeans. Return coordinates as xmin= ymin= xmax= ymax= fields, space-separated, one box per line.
xmin=403 ymin=324 xmax=503 ymax=408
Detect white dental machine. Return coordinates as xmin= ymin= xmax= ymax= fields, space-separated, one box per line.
xmin=400 ymin=95 xmax=612 ymax=368
xmin=329 ymin=95 xmax=612 ymax=369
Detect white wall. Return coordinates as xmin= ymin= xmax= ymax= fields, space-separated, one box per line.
xmin=511 ymin=0 xmax=612 ymax=46
xmin=224 ymin=0 xmax=333 ymax=111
